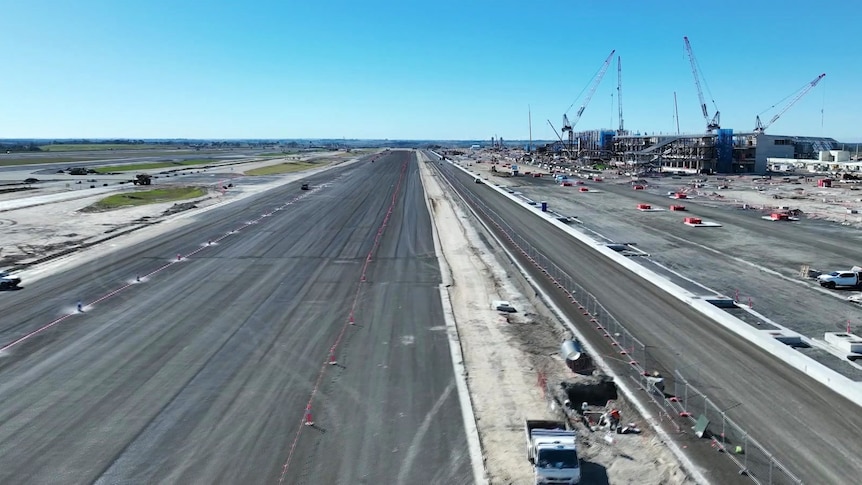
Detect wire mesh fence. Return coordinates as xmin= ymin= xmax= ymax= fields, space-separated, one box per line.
xmin=440 ymin=164 xmax=803 ymax=484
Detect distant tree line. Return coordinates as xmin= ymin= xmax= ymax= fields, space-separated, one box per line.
xmin=0 ymin=142 xmax=42 ymax=152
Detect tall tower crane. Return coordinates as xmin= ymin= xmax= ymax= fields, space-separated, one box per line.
xmin=683 ymin=36 xmax=720 ymax=132
xmin=616 ymin=56 xmax=624 ymax=134
xmin=754 ymin=73 xmax=826 ymax=133
xmin=562 ymin=50 xmax=616 ymax=152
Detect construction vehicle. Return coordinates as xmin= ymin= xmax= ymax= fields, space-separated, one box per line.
xmin=132 ymin=174 xmax=152 ymax=185
xmin=0 ymin=271 xmax=21 ymax=290
xmin=817 ymin=268 xmax=862 ymax=289
xmin=524 ymin=420 xmax=580 ymax=484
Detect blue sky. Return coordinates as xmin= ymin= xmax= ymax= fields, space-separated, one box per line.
xmin=1 ymin=0 xmax=860 ymax=141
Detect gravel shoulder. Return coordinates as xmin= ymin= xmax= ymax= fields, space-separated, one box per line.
xmin=418 ymin=153 xmax=694 ymax=485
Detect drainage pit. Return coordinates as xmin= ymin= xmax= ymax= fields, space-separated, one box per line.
xmin=556 ymin=375 xmax=618 ymax=407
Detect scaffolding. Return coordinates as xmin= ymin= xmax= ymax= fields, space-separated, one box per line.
xmin=612 ymin=134 xmax=717 ymax=174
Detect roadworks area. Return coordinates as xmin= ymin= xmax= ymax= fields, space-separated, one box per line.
xmin=418 ymin=156 xmax=694 ymax=484
xmin=4 ymin=151 xmax=694 ymax=484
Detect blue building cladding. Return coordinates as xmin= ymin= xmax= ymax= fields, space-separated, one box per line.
xmin=599 ymin=130 xmax=616 ymax=149
xmin=715 ymin=129 xmax=733 ymax=173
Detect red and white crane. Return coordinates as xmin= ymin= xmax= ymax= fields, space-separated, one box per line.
xmin=754 ymin=73 xmax=826 ymax=133
xmin=683 ymin=36 xmax=720 ymax=132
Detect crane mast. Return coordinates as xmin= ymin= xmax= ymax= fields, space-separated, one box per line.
xmin=683 ymin=36 xmax=720 ymax=132
xmin=754 ymin=73 xmax=826 ymax=133
xmin=617 ymin=56 xmax=624 ymax=134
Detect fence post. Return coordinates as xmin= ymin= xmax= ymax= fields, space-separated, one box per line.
xmin=642 ymin=344 xmax=648 ymax=373
xmin=769 ymin=454 xmax=774 ymax=483
xmin=684 ymin=381 xmax=689 ymax=413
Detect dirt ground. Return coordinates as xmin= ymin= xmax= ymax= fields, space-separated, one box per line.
xmin=417 ymin=153 xmax=694 ymax=485
xmin=485 ymin=155 xmax=862 ymax=228
xmin=0 ymin=153 xmax=351 ymax=272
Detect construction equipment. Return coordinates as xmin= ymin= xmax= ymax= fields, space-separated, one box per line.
xmin=547 ymin=119 xmax=573 ymax=159
xmin=754 ymin=73 xmax=826 ymax=133
xmin=683 ymin=36 xmax=720 ymax=132
xmin=132 ymin=174 xmax=152 ymax=185
xmin=616 ymin=56 xmax=624 ymax=135
xmin=524 ymin=420 xmax=580 ymax=484
xmin=562 ymin=50 xmax=616 ymax=152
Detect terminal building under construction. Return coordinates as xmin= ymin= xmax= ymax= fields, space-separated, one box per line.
xmin=542 ymin=129 xmax=842 ymax=175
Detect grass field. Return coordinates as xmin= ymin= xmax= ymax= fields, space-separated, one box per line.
xmin=39 ymin=144 xmax=167 ymax=152
xmin=244 ymin=162 xmax=317 ymax=176
xmin=85 ymin=186 xmax=207 ymax=211
xmin=93 ymin=159 xmax=226 ymax=173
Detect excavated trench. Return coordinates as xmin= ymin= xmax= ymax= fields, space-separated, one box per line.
xmin=555 ymin=375 xmax=619 ymax=407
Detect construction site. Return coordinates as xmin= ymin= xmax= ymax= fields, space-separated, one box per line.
xmin=498 ymin=37 xmax=856 ymax=177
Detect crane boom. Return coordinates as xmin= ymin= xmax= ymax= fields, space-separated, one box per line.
xmin=754 ymin=73 xmax=826 ymax=133
xmin=617 ymin=56 xmax=624 ymax=134
xmin=568 ymin=50 xmax=615 ymax=130
xmin=683 ymin=36 xmax=720 ymax=131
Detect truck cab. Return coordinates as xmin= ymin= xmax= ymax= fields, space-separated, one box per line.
xmin=525 ymin=420 xmax=580 ymax=484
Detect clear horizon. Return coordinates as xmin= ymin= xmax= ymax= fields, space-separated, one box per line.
xmin=2 ymin=0 xmax=860 ymax=142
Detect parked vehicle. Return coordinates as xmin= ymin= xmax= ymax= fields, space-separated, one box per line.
xmin=524 ymin=420 xmax=580 ymax=484
xmin=818 ymin=268 xmax=862 ymax=289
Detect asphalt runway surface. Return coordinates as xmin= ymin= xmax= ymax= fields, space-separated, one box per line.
xmin=0 ymin=150 xmax=471 ymax=484
xmin=484 ymin=169 xmax=862 ymax=378
xmin=431 ymin=156 xmax=862 ymax=485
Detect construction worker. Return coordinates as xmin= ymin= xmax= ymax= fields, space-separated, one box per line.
xmin=609 ymin=408 xmax=621 ymax=431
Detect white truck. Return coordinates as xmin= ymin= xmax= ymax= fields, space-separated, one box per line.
xmin=817 ymin=268 xmax=862 ymax=289
xmin=524 ymin=419 xmax=580 ymax=485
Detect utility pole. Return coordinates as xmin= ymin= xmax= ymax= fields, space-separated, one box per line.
xmin=528 ymin=105 xmax=533 ymax=152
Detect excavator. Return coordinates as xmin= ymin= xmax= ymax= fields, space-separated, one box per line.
xmin=132 ymin=174 xmax=152 ymax=185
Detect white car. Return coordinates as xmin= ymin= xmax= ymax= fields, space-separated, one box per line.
xmin=0 ymin=271 xmax=21 ymax=290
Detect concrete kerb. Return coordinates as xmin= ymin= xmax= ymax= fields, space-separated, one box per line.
xmin=15 ymin=156 xmax=368 ymax=285
xmin=429 ymin=154 xmax=709 ymax=484
xmin=440 ymin=154 xmax=862 ymax=407
xmin=417 ymin=152 xmax=488 ymax=485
